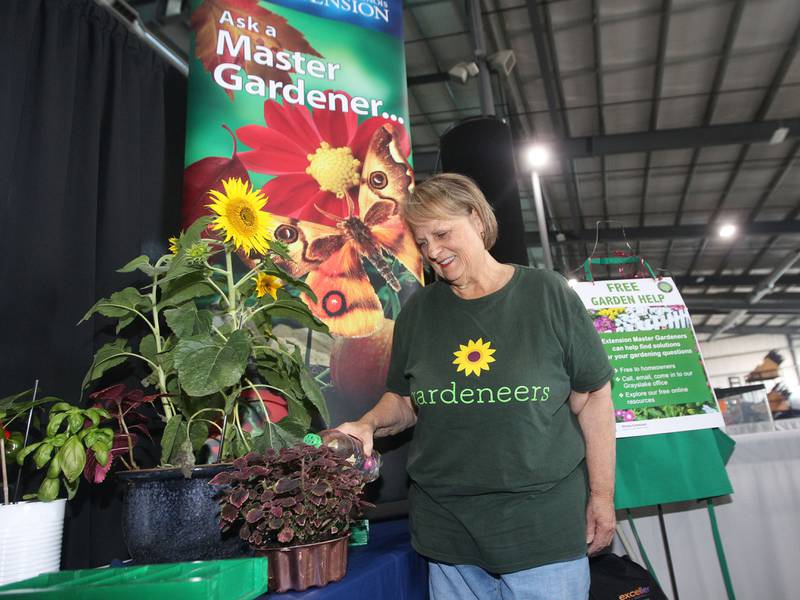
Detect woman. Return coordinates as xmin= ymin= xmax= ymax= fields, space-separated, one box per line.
xmin=338 ymin=173 xmax=615 ymax=599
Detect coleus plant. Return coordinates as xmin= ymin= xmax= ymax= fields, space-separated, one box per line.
xmin=80 ymin=197 xmax=331 ymax=472
xmin=212 ymin=445 xmax=373 ymax=548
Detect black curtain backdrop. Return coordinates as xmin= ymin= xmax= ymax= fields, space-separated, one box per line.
xmin=0 ymin=0 xmax=186 ymax=568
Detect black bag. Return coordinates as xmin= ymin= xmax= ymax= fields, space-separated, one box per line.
xmin=589 ymin=553 xmax=668 ymax=600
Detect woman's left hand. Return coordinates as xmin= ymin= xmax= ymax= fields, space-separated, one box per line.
xmin=586 ymin=493 xmax=616 ymax=555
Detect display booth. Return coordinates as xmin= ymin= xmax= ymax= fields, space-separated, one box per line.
xmin=3 ymin=0 xmax=800 ymax=598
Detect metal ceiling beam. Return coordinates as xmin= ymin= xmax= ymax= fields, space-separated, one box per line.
xmin=696 ymin=325 xmax=800 ymax=336
xmin=713 ymin=141 xmax=800 ymax=275
xmin=686 ymin=299 xmax=800 ymax=314
xmin=662 ymin=0 xmax=744 ymax=272
xmin=412 ymin=117 xmax=800 ymax=171
xmin=636 ymin=0 xmax=671 ymax=258
xmin=684 ymin=16 xmax=800 ymax=276
xmin=525 ymin=220 xmax=800 ymax=246
xmin=590 ymin=0 xmax=612 ymax=278
xmin=674 ymin=274 xmax=800 ymax=287
xmin=709 ymin=249 xmax=800 ymax=338
xmin=526 ymin=0 xmax=584 ymax=236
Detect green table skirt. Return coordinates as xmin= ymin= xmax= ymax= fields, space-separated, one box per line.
xmin=615 ymin=428 xmax=736 ymax=509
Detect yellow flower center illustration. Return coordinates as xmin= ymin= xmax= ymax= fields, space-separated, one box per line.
xmin=305 ymin=142 xmax=361 ymax=198
xmin=453 ymin=338 xmax=496 ymax=377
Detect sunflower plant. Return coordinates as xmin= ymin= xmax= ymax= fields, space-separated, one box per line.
xmin=80 ymin=178 xmax=330 ymax=471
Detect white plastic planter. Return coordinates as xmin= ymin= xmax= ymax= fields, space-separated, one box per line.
xmin=0 ymin=499 xmax=66 ymax=585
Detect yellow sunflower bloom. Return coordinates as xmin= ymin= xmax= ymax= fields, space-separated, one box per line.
xmin=207 ymin=178 xmax=273 ymax=255
xmin=452 ymin=338 xmax=496 ymax=377
xmin=255 ymin=272 xmax=283 ymax=300
xmin=168 ymin=236 xmax=179 ymax=255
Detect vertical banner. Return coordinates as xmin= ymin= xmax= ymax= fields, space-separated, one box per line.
xmin=181 ymin=0 xmax=421 ymax=433
xmin=572 ymin=277 xmax=725 ymax=437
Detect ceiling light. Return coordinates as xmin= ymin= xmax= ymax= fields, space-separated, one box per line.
xmin=770 ymin=127 xmax=789 ymax=144
xmin=719 ymin=224 xmax=737 ymax=238
xmin=526 ymin=145 xmax=550 ymax=169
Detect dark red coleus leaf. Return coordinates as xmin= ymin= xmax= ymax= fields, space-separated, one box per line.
xmin=245 ymin=508 xmax=264 ymax=523
xmin=274 ymin=476 xmax=300 ymax=493
xmin=260 ymin=489 xmax=275 ymax=503
xmin=209 ymin=471 xmax=234 ymax=486
xmin=239 ymin=523 xmax=251 ymax=541
xmin=277 ymin=527 xmax=295 ymax=544
xmin=181 ymin=125 xmax=250 ymax=230
xmin=268 ymin=517 xmax=283 ymax=530
xmin=221 ymin=503 xmax=239 ymax=523
xmin=269 ymin=505 xmax=283 ymax=518
xmin=229 ymin=487 xmax=249 ymax=508
xmin=310 ymin=482 xmax=330 ymax=497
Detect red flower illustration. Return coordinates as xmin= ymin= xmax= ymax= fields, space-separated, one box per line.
xmin=236 ymin=94 xmax=411 ymax=226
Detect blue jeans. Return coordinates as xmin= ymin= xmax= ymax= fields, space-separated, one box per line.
xmin=428 ymin=556 xmax=590 ymax=600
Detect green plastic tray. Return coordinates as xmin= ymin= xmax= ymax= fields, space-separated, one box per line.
xmin=0 ymin=557 xmax=269 ymax=600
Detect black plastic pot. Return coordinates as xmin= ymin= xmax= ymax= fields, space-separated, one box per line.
xmin=118 ymin=464 xmax=247 ymax=563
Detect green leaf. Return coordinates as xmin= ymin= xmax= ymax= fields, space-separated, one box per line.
xmin=270 ymin=421 xmax=302 ymax=449
xmin=263 ymin=299 xmax=329 ymax=334
xmin=158 ymin=273 xmax=218 ymax=309
xmin=67 ymin=412 xmax=84 ymax=434
xmin=37 ymin=477 xmax=60 ymax=502
xmin=181 ymin=216 xmax=213 ymax=247
xmin=64 ymin=476 xmax=80 ymax=500
xmin=161 ymin=415 xmax=183 ymax=464
xmin=47 ymin=454 xmax=61 ymax=478
xmin=164 ymin=304 xmax=213 ymax=339
xmin=84 ymin=408 xmax=104 ymax=427
xmin=49 ymin=433 xmax=68 ymax=448
xmin=33 ymin=443 xmax=54 ymax=469
xmin=267 ymin=239 xmax=291 ymax=261
xmin=46 ymin=412 xmax=68 ymax=437
xmin=57 ymin=435 xmax=86 ymax=482
xmin=117 ymin=255 xmax=156 ymax=276
xmin=189 ymin=420 xmax=209 ymax=452
xmin=173 ymin=330 xmax=251 ymax=397
xmin=80 ymin=287 xmax=151 ymax=324
xmin=95 ymin=447 xmax=110 ymax=467
xmin=283 ymin=394 xmax=311 ymax=431
xmin=16 ymin=442 xmax=42 ymax=465
xmin=50 ymin=402 xmax=72 ymax=413
xmin=277 ymin=415 xmax=312 ymax=438
xmin=82 ymin=339 xmax=131 ymax=389
xmin=300 ymin=369 xmax=329 ymax=426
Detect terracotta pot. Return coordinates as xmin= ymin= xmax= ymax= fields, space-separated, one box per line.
xmin=258 ymin=535 xmax=350 ymax=593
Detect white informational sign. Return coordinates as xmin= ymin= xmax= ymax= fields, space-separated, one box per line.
xmin=573 ymin=277 xmax=725 ymax=438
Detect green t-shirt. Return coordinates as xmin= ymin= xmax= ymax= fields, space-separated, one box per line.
xmin=386 ymin=265 xmax=613 ymax=573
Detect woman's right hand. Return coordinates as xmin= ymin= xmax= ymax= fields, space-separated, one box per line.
xmin=335 ymin=420 xmax=376 ymax=455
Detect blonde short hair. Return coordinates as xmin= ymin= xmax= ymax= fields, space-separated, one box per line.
xmin=404 ymin=173 xmax=498 ymax=250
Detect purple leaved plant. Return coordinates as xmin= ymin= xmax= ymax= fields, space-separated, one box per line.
xmin=211 ymin=444 xmax=374 ymax=549
xmin=83 ymin=384 xmax=160 ymax=482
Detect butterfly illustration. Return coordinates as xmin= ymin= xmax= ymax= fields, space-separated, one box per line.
xmin=267 ymin=124 xmax=423 ymax=338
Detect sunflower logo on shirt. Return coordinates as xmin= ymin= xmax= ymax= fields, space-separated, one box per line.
xmin=452 ymin=338 xmax=496 ymax=377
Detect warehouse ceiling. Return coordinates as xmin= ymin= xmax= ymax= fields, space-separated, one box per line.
xmin=121 ymin=0 xmax=800 ymax=338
